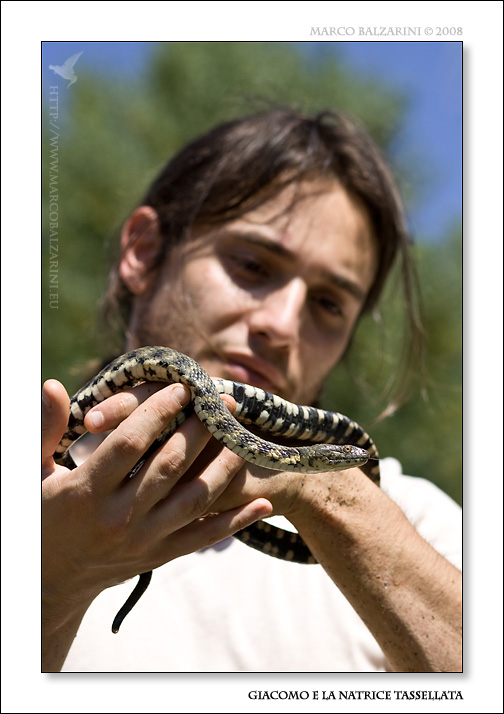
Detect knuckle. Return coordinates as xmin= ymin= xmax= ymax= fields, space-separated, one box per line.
xmin=192 ymin=489 xmax=213 ymax=518
xmin=180 ymin=481 xmax=213 ymax=520
xmin=115 ymin=429 xmax=148 ymax=456
xmin=155 ymin=443 xmax=187 ymax=479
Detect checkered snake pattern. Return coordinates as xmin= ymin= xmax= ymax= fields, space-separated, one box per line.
xmin=54 ymin=346 xmax=380 ymax=632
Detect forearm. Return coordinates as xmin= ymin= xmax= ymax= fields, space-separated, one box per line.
xmin=288 ymin=469 xmax=462 ymax=672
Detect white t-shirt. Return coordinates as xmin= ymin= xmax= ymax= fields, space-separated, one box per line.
xmin=61 ymin=458 xmax=461 ymax=673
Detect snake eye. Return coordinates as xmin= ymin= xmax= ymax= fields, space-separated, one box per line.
xmin=343 ymin=445 xmax=352 ymax=453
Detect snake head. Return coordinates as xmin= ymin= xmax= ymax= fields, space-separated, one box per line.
xmin=304 ymin=443 xmax=370 ymax=472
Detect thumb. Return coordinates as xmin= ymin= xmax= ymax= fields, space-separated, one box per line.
xmin=42 ymin=379 xmax=70 ymax=466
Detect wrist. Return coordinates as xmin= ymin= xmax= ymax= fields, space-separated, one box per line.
xmin=284 ymin=466 xmax=376 ymax=529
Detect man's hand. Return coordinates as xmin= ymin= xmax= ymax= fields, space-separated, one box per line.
xmin=42 ymin=379 xmax=272 ymax=671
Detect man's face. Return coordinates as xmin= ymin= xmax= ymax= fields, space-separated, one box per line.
xmin=126 ymin=181 xmax=378 ymax=406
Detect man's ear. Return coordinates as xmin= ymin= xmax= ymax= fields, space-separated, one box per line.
xmin=119 ymin=206 xmax=163 ymax=295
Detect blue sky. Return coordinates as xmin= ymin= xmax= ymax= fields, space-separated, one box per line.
xmin=42 ymin=41 xmax=462 ymax=243
xmin=327 ymin=42 xmax=462 ymax=242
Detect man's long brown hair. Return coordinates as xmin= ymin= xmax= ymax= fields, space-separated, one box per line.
xmin=104 ymin=108 xmax=424 ymax=412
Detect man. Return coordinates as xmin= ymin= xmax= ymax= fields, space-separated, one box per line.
xmin=42 ymin=109 xmax=462 ymax=672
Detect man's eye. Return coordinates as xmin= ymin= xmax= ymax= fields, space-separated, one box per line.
xmin=240 ymin=258 xmax=264 ymax=273
xmin=313 ymin=294 xmax=344 ymax=318
xmin=230 ymin=255 xmax=269 ymax=280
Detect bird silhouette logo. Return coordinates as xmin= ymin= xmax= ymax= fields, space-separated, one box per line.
xmin=48 ymin=52 xmax=83 ymax=87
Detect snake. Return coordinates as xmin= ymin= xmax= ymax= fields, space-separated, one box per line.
xmin=54 ymin=346 xmax=380 ymax=633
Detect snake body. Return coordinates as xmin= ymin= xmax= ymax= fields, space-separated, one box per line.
xmin=54 ymin=346 xmax=380 ymax=632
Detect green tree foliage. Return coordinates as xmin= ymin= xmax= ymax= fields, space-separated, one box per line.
xmin=323 ymin=227 xmax=462 ymax=504
xmin=42 ymin=42 xmax=461 ymax=503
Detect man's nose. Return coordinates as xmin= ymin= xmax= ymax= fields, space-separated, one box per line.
xmin=248 ymin=278 xmax=306 ymax=348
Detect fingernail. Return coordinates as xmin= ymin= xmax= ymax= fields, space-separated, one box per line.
xmin=88 ymin=410 xmax=104 ymax=428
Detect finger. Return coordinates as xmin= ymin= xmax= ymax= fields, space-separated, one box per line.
xmin=153 ymin=498 xmax=273 ymax=564
xmin=42 ymin=380 xmax=71 ymax=468
xmin=122 ymin=404 xmax=227 ymax=511
xmin=85 ymin=386 xmax=236 ymax=434
xmin=114 ymin=390 xmax=239 ymax=507
xmin=83 ymin=383 xmax=191 ymax=493
xmin=85 ymin=381 xmax=167 ymax=433
xmin=146 ymin=447 xmax=247 ymax=535
xmin=219 ymin=393 xmax=236 ymax=412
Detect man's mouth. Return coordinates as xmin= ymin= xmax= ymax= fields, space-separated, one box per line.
xmin=221 ymin=352 xmax=287 ymax=395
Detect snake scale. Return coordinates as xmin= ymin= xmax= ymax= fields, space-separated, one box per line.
xmin=54 ymin=346 xmax=380 ymax=632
